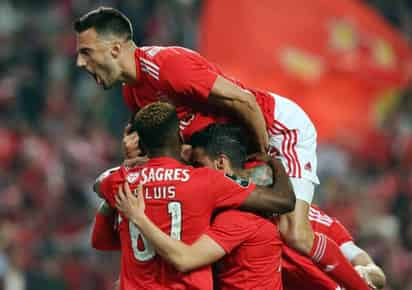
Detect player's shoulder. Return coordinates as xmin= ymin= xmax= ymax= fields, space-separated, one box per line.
xmin=95 ymin=166 xmax=122 ymax=184
xmin=214 ymin=209 xmax=258 ymax=223
xmin=139 ymin=46 xmax=193 ymax=60
xmin=93 ymin=166 xmax=123 ymax=196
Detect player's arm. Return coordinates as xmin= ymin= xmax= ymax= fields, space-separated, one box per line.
xmin=115 ymin=183 xmax=225 ymax=272
xmin=340 ymin=241 xmax=386 ymax=289
xmin=161 ymin=52 xmax=268 ymax=153
xmin=329 ymin=217 xmax=386 ymax=289
xmin=209 ymin=76 xmax=268 ymax=153
xmin=91 ymin=201 xmax=121 ymax=251
xmin=240 ymin=157 xmax=295 ymax=215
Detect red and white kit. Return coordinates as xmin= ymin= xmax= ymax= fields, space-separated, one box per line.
xmin=282 ymin=205 xmax=362 ymax=290
xmin=122 ymin=46 xmax=319 ymax=203
xmin=97 ymin=158 xmax=255 ymax=290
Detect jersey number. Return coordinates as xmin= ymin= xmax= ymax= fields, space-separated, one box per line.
xmin=129 ymin=201 xmax=182 ymax=261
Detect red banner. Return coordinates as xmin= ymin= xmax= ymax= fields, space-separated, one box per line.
xmin=199 ymin=0 xmax=412 ymax=141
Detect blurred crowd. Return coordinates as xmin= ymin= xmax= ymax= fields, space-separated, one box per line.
xmin=0 ymin=1 xmax=410 ymax=290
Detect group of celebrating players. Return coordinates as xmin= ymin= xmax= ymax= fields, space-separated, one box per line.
xmin=74 ymin=7 xmax=386 ymax=290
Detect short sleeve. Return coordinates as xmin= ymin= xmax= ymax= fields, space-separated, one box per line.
xmin=329 ymin=219 xmax=354 ymax=246
xmin=122 ymin=85 xmax=139 ymax=113
xmin=95 ymin=167 xmax=123 ymax=207
xmin=161 ymin=52 xmax=218 ymax=102
xmin=208 ymin=169 xmax=256 ymax=209
xmin=205 ymin=211 xmax=254 ymax=253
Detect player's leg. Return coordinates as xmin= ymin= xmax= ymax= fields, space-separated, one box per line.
xmin=268 ymin=94 xmax=370 ymax=290
xmin=278 ymin=183 xmax=371 ymax=290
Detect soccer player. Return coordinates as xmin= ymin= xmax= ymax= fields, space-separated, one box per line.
xmin=188 ymin=124 xmax=385 ymax=290
xmin=282 ymin=205 xmax=386 ymax=290
xmin=74 ymin=7 xmax=370 ymax=290
xmin=113 ymin=124 xmax=385 ymax=290
xmin=93 ymin=102 xmax=294 ymax=289
xmin=114 ymin=133 xmax=284 ymax=290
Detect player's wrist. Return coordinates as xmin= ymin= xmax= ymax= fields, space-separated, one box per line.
xmin=130 ymin=211 xmax=146 ymax=226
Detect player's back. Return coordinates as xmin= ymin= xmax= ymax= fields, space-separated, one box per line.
xmin=122 ymin=45 xmax=276 ymax=141
xmin=99 ymin=157 xmax=255 ymax=290
xmin=207 ymin=210 xmax=283 ymax=290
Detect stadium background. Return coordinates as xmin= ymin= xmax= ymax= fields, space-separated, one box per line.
xmin=0 ymin=0 xmax=411 ymax=289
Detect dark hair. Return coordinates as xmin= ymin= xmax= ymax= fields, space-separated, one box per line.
xmin=74 ymin=7 xmax=133 ymax=40
xmin=190 ymin=124 xmax=247 ymax=169
xmin=132 ymin=102 xmax=179 ymax=150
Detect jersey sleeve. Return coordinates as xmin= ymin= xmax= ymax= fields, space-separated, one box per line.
xmin=95 ymin=167 xmax=123 ymax=208
xmin=329 ymin=219 xmax=354 ymax=246
xmin=205 ymin=210 xmax=254 ymax=253
xmin=208 ymin=169 xmax=256 ymax=209
xmin=91 ymin=212 xmax=121 ymax=251
xmin=161 ymin=51 xmax=219 ymax=102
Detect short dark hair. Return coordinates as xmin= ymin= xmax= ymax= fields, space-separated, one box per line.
xmin=74 ymin=7 xmax=133 ymax=40
xmin=132 ymin=102 xmax=179 ymax=150
xmin=190 ymin=124 xmax=247 ymax=169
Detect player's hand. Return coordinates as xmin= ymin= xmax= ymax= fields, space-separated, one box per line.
xmin=115 ymin=183 xmax=146 ymax=223
xmin=123 ymin=155 xmax=149 ymax=168
xmin=355 ymin=265 xmax=377 ymax=290
xmin=123 ymin=123 xmax=142 ymax=158
xmin=123 ymin=124 xmax=148 ymax=167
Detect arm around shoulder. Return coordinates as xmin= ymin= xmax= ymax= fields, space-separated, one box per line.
xmin=240 ymin=157 xmax=295 ymax=215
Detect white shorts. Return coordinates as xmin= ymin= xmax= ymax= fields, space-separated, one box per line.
xmin=268 ymin=93 xmax=319 ymax=204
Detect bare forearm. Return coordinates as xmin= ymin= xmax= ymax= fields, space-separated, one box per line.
xmin=270 ymin=158 xmax=295 ymax=211
xmin=209 ymin=76 xmax=268 ymax=152
xmin=234 ymin=96 xmax=268 ymax=153
xmin=131 ymin=214 xmax=197 ymax=272
xmin=239 ymin=158 xmax=295 ymax=215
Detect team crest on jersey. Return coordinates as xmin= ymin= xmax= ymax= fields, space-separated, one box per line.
xmin=127 ymin=172 xmax=140 ymax=183
xmin=224 ymin=174 xmax=250 ymax=188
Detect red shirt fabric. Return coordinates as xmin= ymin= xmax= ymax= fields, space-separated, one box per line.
xmin=98 ymin=157 xmax=255 ymax=290
xmin=122 ymin=46 xmax=275 ymax=142
xmin=91 ymin=212 xmax=121 ymax=251
xmin=282 ymin=205 xmax=353 ymax=290
xmin=206 ymin=210 xmax=283 ymax=290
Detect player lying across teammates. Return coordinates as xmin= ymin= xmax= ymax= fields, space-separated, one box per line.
xmin=92 ymin=102 xmax=295 ymax=289
xmin=93 ymin=116 xmax=385 ymax=290
xmin=75 ymin=7 xmax=381 ymax=290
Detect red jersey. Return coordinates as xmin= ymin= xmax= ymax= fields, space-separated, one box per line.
xmin=282 ymin=205 xmax=353 ymax=290
xmin=122 ymin=46 xmax=275 ymax=142
xmin=206 ymin=210 xmax=282 ymax=290
xmin=98 ymin=157 xmax=256 ymax=290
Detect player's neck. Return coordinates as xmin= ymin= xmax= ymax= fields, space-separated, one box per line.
xmin=147 ymin=148 xmax=182 ymax=161
xmin=119 ymin=42 xmax=139 ymax=84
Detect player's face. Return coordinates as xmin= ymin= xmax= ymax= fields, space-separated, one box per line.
xmin=76 ymin=28 xmax=122 ymax=90
xmin=190 ymin=147 xmax=215 ymax=169
xmin=190 ymin=147 xmax=230 ymax=173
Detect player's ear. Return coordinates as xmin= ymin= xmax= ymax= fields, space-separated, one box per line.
xmin=111 ymin=43 xmax=122 ymax=58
